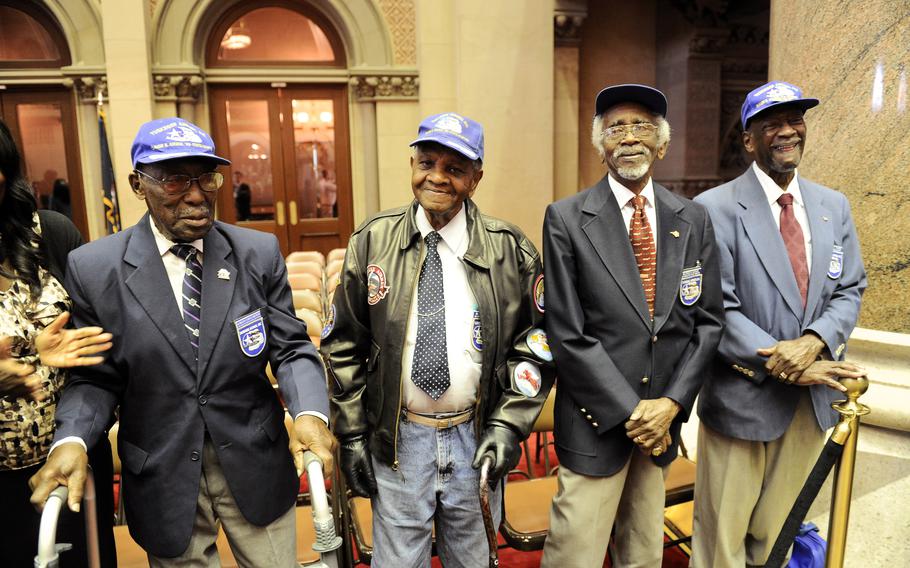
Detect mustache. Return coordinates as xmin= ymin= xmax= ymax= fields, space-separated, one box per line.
xmin=613 ymin=145 xmax=652 ymax=159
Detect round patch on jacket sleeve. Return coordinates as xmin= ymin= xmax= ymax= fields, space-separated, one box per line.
xmin=514 ymin=361 xmax=542 ymax=397
xmin=532 ymin=274 xmax=545 ymax=313
xmin=366 ymin=264 xmax=391 ymax=305
xmin=525 ymin=328 xmax=552 ymax=361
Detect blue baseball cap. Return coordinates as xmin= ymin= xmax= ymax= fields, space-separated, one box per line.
xmin=594 ymin=84 xmax=668 ymax=117
xmin=131 ymin=117 xmax=230 ymax=167
xmin=409 ymin=112 xmax=484 ymax=162
xmin=741 ymin=81 xmax=819 ymax=128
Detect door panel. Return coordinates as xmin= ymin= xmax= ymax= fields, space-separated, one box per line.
xmin=0 ymin=89 xmax=88 ymax=239
xmin=209 ymin=84 xmax=352 ymax=257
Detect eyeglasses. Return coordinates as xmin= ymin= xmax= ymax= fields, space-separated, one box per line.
xmin=134 ymin=169 xmax=224 ymax=194
xmin=602 ymin=123 xmax=658 ymax=142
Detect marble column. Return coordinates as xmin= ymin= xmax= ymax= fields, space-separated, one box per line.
xmin=770 ymin=0 xmax=910 ymax=333
xmin=100 ymin=0 xmax=155 ymax=227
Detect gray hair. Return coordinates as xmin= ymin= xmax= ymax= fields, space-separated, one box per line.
xmin=590 ymin=112 xmax=671 ymax=160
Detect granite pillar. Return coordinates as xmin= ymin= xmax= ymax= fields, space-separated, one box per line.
xmin=770 ymin=0 xmax=910 ymax=332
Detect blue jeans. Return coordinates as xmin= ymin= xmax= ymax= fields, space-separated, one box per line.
xmin=370 ymin=415 xmax=503 ymax=567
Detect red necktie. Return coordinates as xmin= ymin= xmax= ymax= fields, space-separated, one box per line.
xmin=629 ymin=195 xmax=656 ymax=317
xmin=777 ymin=193 xmax=808 ymax=306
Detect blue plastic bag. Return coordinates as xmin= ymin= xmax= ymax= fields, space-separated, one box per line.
xmin=786 ymin=523 xmax=827 ymax=568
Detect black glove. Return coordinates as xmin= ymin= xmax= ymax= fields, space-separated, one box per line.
xmin=472 ymin=424 xmax=522 ymax=486
xmin=339 ymin=435 xmax=378 ymax=497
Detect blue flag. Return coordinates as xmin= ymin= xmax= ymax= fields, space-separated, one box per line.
xmin=99 ymin=107 xmax=121 ymax=234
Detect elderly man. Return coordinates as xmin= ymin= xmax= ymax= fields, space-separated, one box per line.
xmin=690 ymin=81 xmax=867 ymax=567
xmin=30 ymin=118 xmax=336 ymax=566
xmin=323 ymin=112 xmax=554 ymax=566
xmin=540 ymin=84 xmax=724 ymax=568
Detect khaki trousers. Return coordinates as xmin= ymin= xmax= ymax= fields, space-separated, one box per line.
xmin=690 ymin=392 xmax=826 ymax=568
xmin=541 ymin=450 xmax=668 ymax=568
xmin=148 ymin=437 xmax=297 ymax=568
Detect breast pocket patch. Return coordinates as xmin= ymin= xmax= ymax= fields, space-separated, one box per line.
xmin=234 ymin=309 xmax=267 ymax=357
xmin=679 ymin=262 xmax=703 ymax=306
xmin=827 ymin=245 xmax=844 ymax=279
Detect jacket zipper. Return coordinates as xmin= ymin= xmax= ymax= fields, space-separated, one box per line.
xmin=392 ymin=242 xmax=427 ymax=471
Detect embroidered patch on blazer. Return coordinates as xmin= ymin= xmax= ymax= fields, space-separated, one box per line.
xmin=532 ymin=274 xmax=545 ymax=313
xmin=471 ymin=307 xmax=484 ymax=351
xmin=514 ymin=361 xmax=542 ymax=397
xmin=679 ymin=262 xmax=703 ymax=306
xmin=366 ymin=264 xmax=390 ymax=305
xmin=828 ymin=245 xmax=844 ymax=279
xmin=526 ymin=327 xmax=553 ymax=362
xmin=234 ymin=309 xmax=267 ymax=357
xmin=321 ymin=304 xmax=335 ymax=339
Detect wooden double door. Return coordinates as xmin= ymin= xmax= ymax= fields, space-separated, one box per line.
xmin=209 ymin=84 xmax=353 ymax=256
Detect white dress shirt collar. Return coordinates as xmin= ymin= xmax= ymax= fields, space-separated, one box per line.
xmin=415 ymin=204 xmax=468 ymax=258
xmin=608 ymin=174 xmax=656 ymax=210
xmin=752 ymin=161 xmax=804 ymax=208
xmin=149 ymin=215 xmax=204 ymax=258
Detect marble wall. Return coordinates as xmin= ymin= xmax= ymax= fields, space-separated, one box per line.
xmin=770 ymin=0 xmax=910 ymax=332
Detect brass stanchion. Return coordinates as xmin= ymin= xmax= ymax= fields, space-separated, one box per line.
xmin=825 ymin=376 xmax=870 ymax=568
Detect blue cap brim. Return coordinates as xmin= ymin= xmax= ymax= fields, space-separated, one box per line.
xmin=409 ymin=135 xmax=480 ymax=161
xmin=743 ymin=98 xmax=819 ymax=128
xmin=134 ymin=151 xmax=231 ymax=168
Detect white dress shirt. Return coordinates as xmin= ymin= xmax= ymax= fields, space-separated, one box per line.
xmin=401 ymin=205 xmax=482 ymax=414
xmin=752 ymin=162 xmax=813 ymax=271
xmin=608 ymin=174 xmax=658 ymax=253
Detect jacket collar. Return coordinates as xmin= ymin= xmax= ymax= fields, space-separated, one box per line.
xmin=400 ymin=200 xmax=491 ymax=269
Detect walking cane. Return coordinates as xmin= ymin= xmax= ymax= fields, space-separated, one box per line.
xmin=478 ymin=453 xmax=499 ymax=568
xmin=35 ymin=467 xmax=100 ymax=568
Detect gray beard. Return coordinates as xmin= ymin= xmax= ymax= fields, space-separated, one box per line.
xmin=612 ymin=145 xmax=653 ymax=181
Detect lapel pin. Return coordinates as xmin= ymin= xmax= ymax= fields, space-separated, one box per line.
xmin=670 ymin=230 xmax=680 ymax=238
xmin=217 ymin=268 xmax=231 ymax=280
xmin=822 ymin=216 xmax=829 ymax=222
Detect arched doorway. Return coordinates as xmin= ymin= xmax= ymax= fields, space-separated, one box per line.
xmin=0 ymin=1 xmax=88 ymax=238
xmin=205 ymin=2 xmax=353 ymax=256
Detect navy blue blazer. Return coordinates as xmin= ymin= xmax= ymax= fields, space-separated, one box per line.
xmin=694 ymin=168 xmax=867 ymax=441
xmin=53 ymin=215 xmax=329 ymax=557
xmin=544 ymin=177 xmax=724 ymax=476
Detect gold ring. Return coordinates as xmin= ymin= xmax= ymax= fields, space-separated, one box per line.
xmin=635 ymin=436 xmax=643 ymax=444
xmin=651 ymin=447 xmax=663 ymax=457
xmin=779 ymin=372 xmax=789 ymax=381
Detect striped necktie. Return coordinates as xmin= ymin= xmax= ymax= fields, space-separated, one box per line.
xmin=629 ymin=195 xmax=657 ymax=317
xmin=171 ymin=244 xmax=202 ymax=359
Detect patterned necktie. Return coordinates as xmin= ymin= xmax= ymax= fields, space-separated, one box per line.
xmin=411 ymin=232 xmax=450 ymax=400
xmin=629 ymin=195 xmax=657 ymax=318
xmin=777 ymin=193 xmax=809 ymax=307
xmin=171 ymin=244 xmax=203 ymax=359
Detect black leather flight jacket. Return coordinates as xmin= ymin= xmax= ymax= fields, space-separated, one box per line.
xmin=323 ymin=200 xmax=554 ymax=468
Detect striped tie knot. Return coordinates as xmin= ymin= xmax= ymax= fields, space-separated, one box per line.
xmin=170 ymin=244 xmax=198 ymax=261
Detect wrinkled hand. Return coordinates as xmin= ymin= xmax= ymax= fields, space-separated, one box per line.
xmin=36 ymin=312 xmax=113 ymax=369
xmin=339 ymin=435 xmax=378 ymax=497
xmin=625 ymin=398 xmax=681 ymax=451
xmin=789 ymin=360 xmax=864 ymax=392
xmin=29 ymin=442 xmax=88 ymax=513
xmin=0 ymin=337 xmax=41 ymax=401
xmin=472 ymin=424 xmax=522 ymax=486
xmin=757 ymin=334 xmax=825 ymax=382
xmin=291 ymin=415 xmax=337 ymax=479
